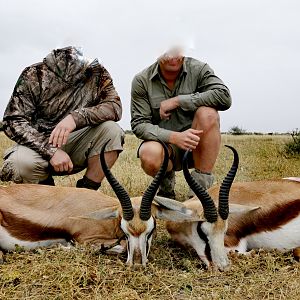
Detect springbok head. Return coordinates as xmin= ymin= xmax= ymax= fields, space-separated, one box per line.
xmin=86 ymin=140 xmax=199 ymax=267
xmin=183 ymin=145 xmax=239 ymax=270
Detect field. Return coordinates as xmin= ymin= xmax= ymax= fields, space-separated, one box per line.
xmin=0 ymin=133 xmax=300 ymax=299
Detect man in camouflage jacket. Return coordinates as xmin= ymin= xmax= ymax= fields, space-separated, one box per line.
xmin=0 ymin=46 xmax=124 ymax=190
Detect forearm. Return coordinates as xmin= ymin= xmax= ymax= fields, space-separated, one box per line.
xmin=71 ymin=100 xmax=122 ymax=128
xmin=178 ymin=62 xmax=232 ymax=112
xmin=131 ymin=122 xmax=172 ymax=142
xmin=178 ymin=88 xmax=232 ymax=111
xmin=71 ymin=79 xmax=122 ymax=128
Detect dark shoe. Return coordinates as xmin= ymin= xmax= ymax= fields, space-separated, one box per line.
xmin=76 ymin=175 xmax=101 ymax=190
xmin=39 ymin=176 xmax=55 ymax=186
xmin=157 ymin=170 xmax=176 ymax=199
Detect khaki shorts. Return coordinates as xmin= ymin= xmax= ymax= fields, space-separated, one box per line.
xmin=137 ymin=141 xmax=194 ymax=171
xmin=0 ymin=121 xmax=125 ymax=183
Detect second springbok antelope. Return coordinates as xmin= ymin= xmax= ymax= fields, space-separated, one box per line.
xmin=162 ymin=146 xmax=300 ymax=271
xmin=0 ymin=141 xmax=197 ymax=266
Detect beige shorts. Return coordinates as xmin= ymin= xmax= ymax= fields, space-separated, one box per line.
xmin=0 ymin=121 xmax=125 ymax=183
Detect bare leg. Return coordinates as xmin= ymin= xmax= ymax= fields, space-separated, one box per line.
xmin=138 ymin=141 xmax=173 ymax=177
xmin=192 ymin=107 xmax=221 ymax=173
xmin=85 ymin=151 xmax=119 ymax=183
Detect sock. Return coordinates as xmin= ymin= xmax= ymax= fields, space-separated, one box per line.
xmin=39 ymin=176 xmax=55 ymax=186
xmin=76 ymin=175 xmax=101 ymax=190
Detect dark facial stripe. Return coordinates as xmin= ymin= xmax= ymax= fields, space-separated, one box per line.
xmin=226 ymin=199 xmax=300 ymax=246
xmin=146 ymin=219 xmax=156 ymax=255
xmin=197 ymin=222 xmax=212 ymax=262
xmin=1 ymin=211 xmax=72 ymax=242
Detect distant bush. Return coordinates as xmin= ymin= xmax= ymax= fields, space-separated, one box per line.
xmin=284 ymin=129 xmax=300 ymax=156
xmin=228 ymin=126 xmax=247 ymax=135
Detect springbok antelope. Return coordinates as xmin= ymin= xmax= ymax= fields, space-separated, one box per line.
xmin=0 ymin=141 xmax=198 ymax=266
xmin=161 ymin=146 xmax=300 ymax=271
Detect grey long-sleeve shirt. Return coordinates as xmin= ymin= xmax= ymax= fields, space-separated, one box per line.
xmin=131 ymin=57 xmax=231 ymax=142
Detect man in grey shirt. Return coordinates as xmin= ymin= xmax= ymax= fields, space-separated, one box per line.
xmin=131 ymin=47 xmax=231 ymax=199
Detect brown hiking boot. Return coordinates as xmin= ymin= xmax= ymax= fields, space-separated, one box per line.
xmin=157 ymin=170 xmax=176 ymax=200
xmin=188 ymin=170 xmax=214 ymax=198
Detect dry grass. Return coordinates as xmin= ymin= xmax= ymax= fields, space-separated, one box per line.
xmin=0 ymin=133 xmax=300 ymax=299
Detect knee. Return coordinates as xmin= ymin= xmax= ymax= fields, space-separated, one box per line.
xmin=0 ymin=146 xmax=48 ymax=183
xmin=138 ymin=142 xmax=164 ymax=176
xmin=92 ymin=121 xmax=125 ymax=151
xmin=96 ymin=121 xmax=124 ymax=141
xmin=194 ymin=107 xmax=220 ymax=131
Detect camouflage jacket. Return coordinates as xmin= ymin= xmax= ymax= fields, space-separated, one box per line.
xmin=2 ymin=47 xmax=122 ymax=160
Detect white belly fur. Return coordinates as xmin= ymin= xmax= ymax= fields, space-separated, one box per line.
xmin=246 ymin=216 xmax=300 ymax=251
xmin=0 ymin=226 xmax=68 ymax=251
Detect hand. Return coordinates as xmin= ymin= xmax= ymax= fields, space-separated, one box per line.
xmin=169 ymin=129 xmax=203 ymax=150
xmin=159 ymin=97 xmax=179 ymax=120
xmin=50 ymin=149 xmax=73 ymax=173
xmin=49 ymin=114 xmax=76 ymax=147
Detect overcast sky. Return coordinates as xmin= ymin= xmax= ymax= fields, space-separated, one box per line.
xmin=0 ymin=0 xmax=299 ymax=133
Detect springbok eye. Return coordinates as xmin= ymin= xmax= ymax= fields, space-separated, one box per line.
xmin=146 ymin=227 xmax=155 ymax=241
xmin=145 ymin=229 xmax=155 ymax=255
xmin=146 ymin=219 xmax=156 ymax=241
xmin=197 ymin=221 xmax=212 ymax=262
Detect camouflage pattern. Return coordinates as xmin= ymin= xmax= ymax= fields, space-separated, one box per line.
xmin=2 ymin=46 xmax=122 ymax=160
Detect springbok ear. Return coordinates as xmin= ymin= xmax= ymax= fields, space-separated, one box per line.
xmin=229 ymin=203 xmax=261 ymax=214
xmin=70 ymin=206 xmax=120 ymax=221
xmin=153 ymin=197 xmax=201 ymax=222
xmin=154 ymin=207 xmax=202 ymax=222
xmin=154 ymin=196 xmax=193 ymax=212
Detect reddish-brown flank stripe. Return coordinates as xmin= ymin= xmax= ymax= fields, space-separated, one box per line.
xmin=1 ymin=211 xmax=72 ymax=242
xmin=225 ymin=199 xmax=300 ymax=247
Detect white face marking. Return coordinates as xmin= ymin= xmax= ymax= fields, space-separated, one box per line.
xmin=120 ymin=217 xmax=155 ymax=266
xmin=187 ymin=222 xmax=210 ymax=267
xmin=0 ymin=226 xmax=68 ymax=251
xmin=201 ymin=220 xmax=230 ymax=271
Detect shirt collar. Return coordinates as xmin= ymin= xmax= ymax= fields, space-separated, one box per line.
xmin=150 ymin=57 xmax=187 ymax=81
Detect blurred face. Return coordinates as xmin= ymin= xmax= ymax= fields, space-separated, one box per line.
xmin=159 ymin=48 xmax=184 ymax=73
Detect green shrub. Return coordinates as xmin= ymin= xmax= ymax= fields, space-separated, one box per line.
xmin=228 ymin=125 xmax=247 ymax=135
xmin=284 ymin=129 xmax=300 ymax=156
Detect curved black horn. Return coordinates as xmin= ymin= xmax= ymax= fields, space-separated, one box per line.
xmin=218 ymin=145 xmax=239 ymax=220
xmin=140 ymin=141 xmax=169 ymax=221
xmin=183 ymin=151 xmax=217 ymax=223
xmin=100 ymin=140 xmax=134 ymax=221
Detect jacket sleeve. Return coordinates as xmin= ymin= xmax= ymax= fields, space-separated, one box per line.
xmin=3 ymin=70 xmax=57 ymax=160
xmin=130 ymin=75 xmax=172 ymax=142
xmin=178 ymin=64 xmax=232 ymax=112
xmin=70 ymin=66 xmax=122 ymax=129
